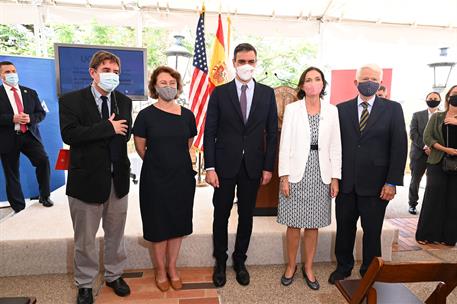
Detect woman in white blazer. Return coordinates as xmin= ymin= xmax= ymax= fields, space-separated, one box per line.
xmin=277 ymin=67 xmax=341 ymax=290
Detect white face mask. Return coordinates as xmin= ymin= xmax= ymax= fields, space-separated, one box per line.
xmin=236 ymin=64 xmax=255 ymax=82
xmin=4 ymin=73 xmax=19 ymax=86
xmin=98 ymin=72 xmax=120 ymax=93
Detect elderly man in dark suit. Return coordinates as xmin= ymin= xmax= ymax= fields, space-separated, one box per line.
xmin=408 ymin=92 xmax=441 ymax=215
xmin=59 ymin=51 xmax=132 ymax=304
xmin=0 ymin=61 xmax=53 ymax=213
xmin=204 ymin=43 xmax=278 ymax=287
xmin=328 ymin=64 xmax=407 ymax=284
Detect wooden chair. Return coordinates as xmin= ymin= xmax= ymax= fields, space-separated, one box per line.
xmin=335 ymin=257 xmax=457 ymax=304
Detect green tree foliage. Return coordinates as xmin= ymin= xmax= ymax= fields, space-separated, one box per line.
xmin=142 ymin=27 xmax=169 ymax=70
xmin=1 ymin=23 xmax=317 ymax=88
xmin=234 ymin=34 xmax=317 ymax=88
xmin=0 ymin=24 xmax=35 ymax=56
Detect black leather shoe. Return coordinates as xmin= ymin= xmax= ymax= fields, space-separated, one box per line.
xmin=106 ymin=277 xmax=130 ymax=297
xmin=280 ymin=265 xmax=297 ymax=286
xmin=302 ymin=267 xmax=320 ymax=290
xmin=212 ymin=261 xmax=227 ymax=287
xmin=39 ymin=196 xmax=54 ymax=207
xmin=328 ymin=270 xmax=350 ymax=285
xmin=233 ymin=262 xmax=250 ymax=286
xmin=408 ymin=206 xmax=417 ymax=215
xmin=77 ymin=288 xmax=93 ymax=304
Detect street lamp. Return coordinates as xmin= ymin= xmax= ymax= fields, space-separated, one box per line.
xmin=166 ymin=35 xmax=192 ymax=82
xmin=428 ymin=47 xmax=456 ymax=92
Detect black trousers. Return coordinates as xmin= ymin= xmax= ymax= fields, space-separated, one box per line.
xmin=416 ymin=162 xmax=457 ymax=245
xmin=408 ymin=154 xmax=427 ymax=207
xmin=335 ymin=191 xmax=388 ymax=275
xmin=212 ymin=159 xmax=260 ymax=264
xmin=0 ymin=131 xmax=50 ymax=212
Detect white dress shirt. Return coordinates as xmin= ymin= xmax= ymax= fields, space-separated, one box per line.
xmin=2 ymin=82 xmax=23 ymax=131
xmin=234 ymin=78 xmax=255 ymax=121
xmin=91 ymin=85 xmax=111 ymax=117
xmin=357 ymin=95 xmax=376 ymax=121
xmin=428 ymin=108 xmax=437 ymax=120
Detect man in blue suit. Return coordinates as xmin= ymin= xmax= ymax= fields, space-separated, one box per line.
xmin=328 ymin=64 xmax=407 ymax=284
xmin=0 ymin=61 xmax=53 ymax=213
xmin=204 ymin=43 xmax=278 ymax=287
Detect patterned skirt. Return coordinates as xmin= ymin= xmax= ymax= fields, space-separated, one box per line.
xmin=277 ymin=150 xmax=331 ymax=228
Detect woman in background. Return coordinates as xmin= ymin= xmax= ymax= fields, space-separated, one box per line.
xmin=416 ymin=85 xmax=457 ymax=247
xmin=277 ymin=67 xmax=341 ymax=290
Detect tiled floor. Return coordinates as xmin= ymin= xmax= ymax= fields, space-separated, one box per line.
xmin=89 ymin=217 xmax=457 ymax=304
xmin=387 ymin=217 xmax=457 ymax=252
xmin=96 ymin=267 xmax=220 ymax=304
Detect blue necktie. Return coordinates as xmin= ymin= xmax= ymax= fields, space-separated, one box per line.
xmin=101 ymin=95 xmax=109 ymax=119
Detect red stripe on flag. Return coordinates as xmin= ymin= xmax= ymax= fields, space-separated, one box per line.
xmin=216 ymin=14 xmax=225 ymax=47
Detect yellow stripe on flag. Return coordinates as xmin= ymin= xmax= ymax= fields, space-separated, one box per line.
xmin=209 ymin=14 xmax=227 ymax=87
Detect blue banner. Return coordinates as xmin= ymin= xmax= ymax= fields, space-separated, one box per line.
xmin=0 ymin=55 xmax=65 ymax=201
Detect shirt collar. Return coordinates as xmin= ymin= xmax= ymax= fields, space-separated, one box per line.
xmin=91 ymin=84 xmax=110 ymax=102
xmin=357 ymin=95 xmax=376 ymax=107
xmin=2 ymin=82 xmax=20 ymax=91
xmin=428 ymin=108 xmax=438 ymax=115
xmin=235 ymin=78 xmax=254 ymax=90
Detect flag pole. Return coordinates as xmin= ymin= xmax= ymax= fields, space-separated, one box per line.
xmin=227 ymin=15 xmax=231 ymax=60
xmin=196 ymin=149 xmax=208 ymax=187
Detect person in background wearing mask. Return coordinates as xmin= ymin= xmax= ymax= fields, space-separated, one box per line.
xmin=416 ymin=85 xmax=457 ymax=247
xmin=204 ymin=43 xmax=278 ymax=287
xmin=0 ymin=61 xmax=54 ymax=213
xmin=59 ymin=51 xmax=132 ymax=304
xmin=376 ymin=84 xmax=388 ymax=98
xmin=328 ymin=64 xmax=407 ymax=284
xmin=277 ymin=67 xmax=341 ymax=290
xmin=407 ymin=92 xmax=441 ymax=215
xmin=133 ymin=66 xmax=197 ymax=292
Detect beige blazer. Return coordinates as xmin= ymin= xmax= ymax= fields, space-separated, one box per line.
xmin=278 ymin=99 xmax=342 ymax=184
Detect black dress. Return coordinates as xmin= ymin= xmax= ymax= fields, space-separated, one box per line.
xmin=416 ymin=123 xmax=457 ymax=245
xmin=133 ymin=105 xmax=197 ymax=242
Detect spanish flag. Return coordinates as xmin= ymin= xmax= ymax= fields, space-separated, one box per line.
xmin=209 ymin=14 xmax=227 ymax=87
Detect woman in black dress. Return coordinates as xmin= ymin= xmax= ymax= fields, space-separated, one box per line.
xmin=133 ymin=66 xmax=197 ymax=291
xmin=416 ymin=85 xmax=457 ymax=246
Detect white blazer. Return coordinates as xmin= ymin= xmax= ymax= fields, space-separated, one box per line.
xmin=278 ymin=99 xmax=342 ymax=184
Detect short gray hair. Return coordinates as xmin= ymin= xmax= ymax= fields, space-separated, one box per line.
xmin=355 ymin=64 xmax=383 ymax=81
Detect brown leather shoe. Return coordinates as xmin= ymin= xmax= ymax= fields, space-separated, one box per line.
xmin=155 ymin=274 xmax=170 ymax=292
xmin=169 ymin=277 xmax=183 ymax=290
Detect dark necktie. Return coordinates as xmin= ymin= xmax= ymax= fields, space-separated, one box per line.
xmin=101 ymin=95 xmax=109 ymax=119
xmin=11 ymin=87 xmax=27 ymax=133
xmin=240 ymin=84 xmax=248 ymax=123
xmin=359 ymin=102 xmax=369 ymax=132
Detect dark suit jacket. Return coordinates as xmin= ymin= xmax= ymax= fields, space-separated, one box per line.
xmin=0 ymin=84 xmax=46 ymax=153
xmin=337 ymin=96 xmax=407 ymax=196
xmin=409 ymin=109 xmax=429 ymax=160
xmin=59 ymin=86 xmax=132 ymax=203
xmin=203 ymin=79 xmax=278 ymax=179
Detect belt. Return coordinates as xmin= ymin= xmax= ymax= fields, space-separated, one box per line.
xmin=14 ymin=131 xmax=26 ymax=135
xmin=310 ymin=144 xmax=318 ymax=150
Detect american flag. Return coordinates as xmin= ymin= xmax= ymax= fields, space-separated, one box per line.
xmin=189 ymin=11 xmax=214 ymax=150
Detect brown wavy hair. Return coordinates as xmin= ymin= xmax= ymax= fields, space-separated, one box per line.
xmin=149 ymin=66 xmax=183 ymax=99
xmin=89 ymin=51 xmax=121 ymax=72
xmin=445 ymin=85 xmax=457 ymax=110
